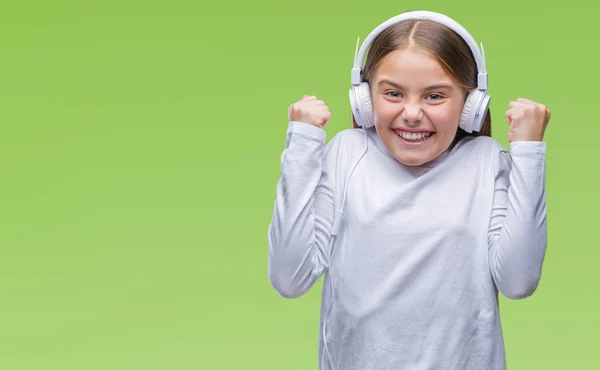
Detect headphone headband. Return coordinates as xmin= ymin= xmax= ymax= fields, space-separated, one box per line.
xmin=351 ymin=11 xmax=488 ymax=91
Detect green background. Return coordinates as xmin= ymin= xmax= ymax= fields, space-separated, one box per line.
xmin=0 ymin=0 xmax=597 ymax=369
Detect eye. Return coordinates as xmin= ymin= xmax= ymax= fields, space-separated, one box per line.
xmin=426 ymin=93 xmax=444 ymax=100
xmin=385 ymin=91 xmax=402 ymax=99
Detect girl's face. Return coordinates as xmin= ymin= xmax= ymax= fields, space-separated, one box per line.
xmin=371 ymin=47 xmax=466 ymax=167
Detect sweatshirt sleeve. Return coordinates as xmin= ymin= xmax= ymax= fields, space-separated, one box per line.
xmin=487 ymin=141 xmax=548 ymax=299
xmin=267 ymin=121 xmax=337 ymax=299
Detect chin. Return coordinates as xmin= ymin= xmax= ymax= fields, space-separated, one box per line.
xmin=393 ymin=153 xmax=431 ymax=167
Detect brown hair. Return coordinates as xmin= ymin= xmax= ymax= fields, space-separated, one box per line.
xmin=352 ymin=19 xmax=491 ymax=149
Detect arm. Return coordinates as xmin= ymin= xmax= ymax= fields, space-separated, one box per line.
xmin=267 ymin=121 xmax=336 ymax=298
xmin=488 ymin=141 xmax=548 ymax=299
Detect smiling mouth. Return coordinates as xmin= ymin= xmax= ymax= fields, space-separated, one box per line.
xmin=394 ymin=129 xmax=435 ymax=143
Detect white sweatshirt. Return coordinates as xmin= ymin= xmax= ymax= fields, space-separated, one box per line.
xmin=267 ymin=121 xmax=548 ymax=370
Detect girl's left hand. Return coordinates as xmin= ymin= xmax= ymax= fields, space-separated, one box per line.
xmin=505 ymin=98 xmax=551 ymax=142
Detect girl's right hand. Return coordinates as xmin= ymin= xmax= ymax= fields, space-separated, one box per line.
xmin=288 ymin=95 xmax=331 ymax=128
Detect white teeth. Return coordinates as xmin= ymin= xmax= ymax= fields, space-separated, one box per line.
xmin=397 ymin=131 xmax=432 ymax=141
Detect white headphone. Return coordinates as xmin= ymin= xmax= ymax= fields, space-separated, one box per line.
xmin=349 ymin=10 xmax=491 ymax=133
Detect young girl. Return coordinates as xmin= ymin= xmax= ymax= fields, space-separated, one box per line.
xmin=267 ymin=10 xmax=550 ymax=370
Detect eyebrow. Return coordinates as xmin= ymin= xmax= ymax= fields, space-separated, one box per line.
xmin=377 ymin=79 xmax=454 ymax=91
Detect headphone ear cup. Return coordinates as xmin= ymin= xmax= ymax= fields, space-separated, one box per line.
xmin=349 ymin=83 xmax=374 ymax=128
xmin=357 ymin=83 xmax=374 ymax=128
xmin=349 ymin=87 xmax=363 ymax=127
xmin=459 ymin=89 xmax=489 ymax=133
xmin=459 ymin=91 xmax=477 ymax=133
xmin=472 ymin=93 xmax=491 ymax=133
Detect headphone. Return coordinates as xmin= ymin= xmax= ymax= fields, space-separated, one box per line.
xmin=349 ymin=10 xmax=491 ymax=133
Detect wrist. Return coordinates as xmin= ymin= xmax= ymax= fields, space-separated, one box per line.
xmin=509 ymin=134 xmax=544 ymax=143
xmin=509 ymin=140 xmax=547 ymax=156
xmin=288 ymin=120 xmax=327 ymax=141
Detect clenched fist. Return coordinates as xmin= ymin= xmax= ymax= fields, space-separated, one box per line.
xmin=506 ymin=98 xmax=551 ymax=142
xmin=288 ymin=95 xmax=331 ymax=128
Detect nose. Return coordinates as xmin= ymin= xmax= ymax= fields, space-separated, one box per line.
xmin=401 ymin=101 xmax=423 ymax=126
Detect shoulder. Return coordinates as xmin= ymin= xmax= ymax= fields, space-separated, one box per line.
xmin=322 ymin=128 xmax=368 ymax=177
xmin=327 ymin=127 xmax=366 ymax=147
xmin=453 ymin=135 xmax=513 ymax=174
xmin=324 ymin=128 xmax=367 ymax=157
xmin=456 ymin=135 xmax=507 ymax=154
xmin=455 ymin=135 xmax=509 ymax=159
